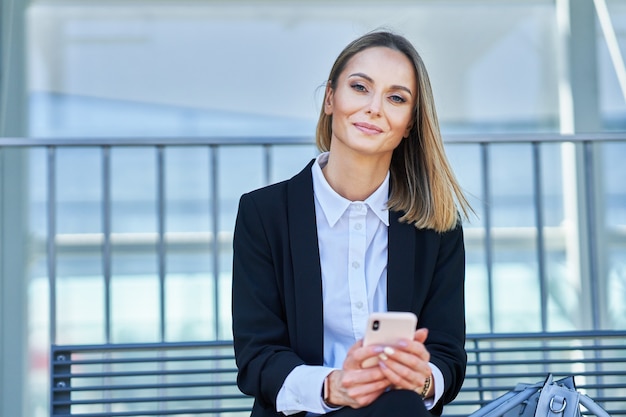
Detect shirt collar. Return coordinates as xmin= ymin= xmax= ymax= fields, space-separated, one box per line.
xmin=311 ymin=152 xmax=390 ymax=227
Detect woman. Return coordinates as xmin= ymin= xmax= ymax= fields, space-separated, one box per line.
xmin=232 ymin=30 xmax=471 ymax=417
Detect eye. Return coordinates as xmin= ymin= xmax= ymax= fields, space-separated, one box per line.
xmin=350 ymin=83 xmax=367 ymax=92
xmin=389 ymin=94 xmax=407 ymax=104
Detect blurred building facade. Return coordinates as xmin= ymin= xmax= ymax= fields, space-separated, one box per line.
xmin=1 ymin=1 xmax=625 ymax=416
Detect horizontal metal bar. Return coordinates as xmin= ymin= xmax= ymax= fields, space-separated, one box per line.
xmin=52 ymin=368 xmax=237 ymax=380
xmin=467 ymin=357 xmax=626 ymax=366
xmin=52 ymin=406 xmax=254 ymax=417
xmin=49 ymin=330 xmax=626 ymax=356
xmin=1 ymin=132 xmax=625 ymax=148
xmin=52 ymin=380 xmax=239 ymax=393
xmin=51 ymin=340 xmax=233 ymax=353
xmin=464 ymin=370 xmax=626 ymax=380
xmin=466 ymin=344 xmax=626 ymax=354
xmin=465 ymin=330 xmax=626 ymax=340
xmin=52 ymin=393 xmax=249 ymax=406
xmin=0 ymin=136 xmax=314 ymax=147
xmin=52 ymin=354 xmax=235 ymax=367
xmin=442 ymin=132 xmax=626 ymax=144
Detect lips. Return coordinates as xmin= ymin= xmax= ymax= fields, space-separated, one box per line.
xmin=354 ymin=122 xmax=384 ymax=135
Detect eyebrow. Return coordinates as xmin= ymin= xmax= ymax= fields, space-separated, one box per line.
xmin=348 ymin=72 xmax=414 ymax=96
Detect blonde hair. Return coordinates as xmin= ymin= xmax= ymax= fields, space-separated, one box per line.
xmin=315 ymin=30 xmax=471 ymax=232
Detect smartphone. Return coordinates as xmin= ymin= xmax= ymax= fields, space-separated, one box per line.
xmin=361 ymin=311 xmax=418 ymax=368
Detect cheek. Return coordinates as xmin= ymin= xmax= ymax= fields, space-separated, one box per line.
xmin=391 ymin=111 xmax=414 ymax=132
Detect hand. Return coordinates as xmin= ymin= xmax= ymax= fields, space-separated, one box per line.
xmin=324 ymin=340 xmax=391 ymax=408
xmin=375 ymin=328 xmax=434 ymax=397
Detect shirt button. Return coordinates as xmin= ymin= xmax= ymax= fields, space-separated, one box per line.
xmin=356 ymin=301 xmax=364 ymax=309
xmin=352 ymin=261 xmax=360 ymax=269
xmin=354 ymin=223 xmax=363 ymax=230
xmin=354 ymin=203 xmax=363 ymax=211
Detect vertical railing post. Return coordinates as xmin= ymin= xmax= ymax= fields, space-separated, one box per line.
xmin=48 ymin=146 xmax=57 ymax=344
xmin=480 ymin=143 xmax=495 ymax=333
xmin=263 ymin=144 xmax=272 ymax=185
xmin=156 ymin=145 xmax=167 ymax=342
xmin=210 ymin=145 xmax=220 ymax=339
xmin=583 ymin=141 xmax=601 ymax=330
xmin=532 ymin=142 xmax=548 ymax=332
xmin=102 ymin=146 xmax=112 ymax=344
xmin=47 ymin=146 xmax=60 ymax=415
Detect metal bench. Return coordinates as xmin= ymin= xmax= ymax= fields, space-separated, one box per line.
xmin=51 ymin=330 xmax=626 ymax=417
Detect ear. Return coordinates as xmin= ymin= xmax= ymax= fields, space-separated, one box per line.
xmin=324 ymin=83 xmax=334 ymax=115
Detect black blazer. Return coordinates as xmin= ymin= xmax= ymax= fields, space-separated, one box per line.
xmin=232 ymin=160 xmax=466 ymax=417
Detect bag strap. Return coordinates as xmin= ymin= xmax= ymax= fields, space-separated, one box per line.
xmin=468 ymin=386 xmax=540 ymax=417
xmin=578 ymin=393 xmax=612 ymax=417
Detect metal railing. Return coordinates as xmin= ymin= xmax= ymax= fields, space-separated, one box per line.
xmin=1 ymin=132 xmax=625 ymax=345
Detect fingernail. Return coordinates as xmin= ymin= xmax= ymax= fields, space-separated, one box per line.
xmin=383 ymin=346 xmax=395 ymax=355
xmin=397 ymin=340 xmax=409 ymax=347
xmin=378 ymin=353 xmax=389 ymax=361
xmin=372 ymin=346 xmax=385 ymax=353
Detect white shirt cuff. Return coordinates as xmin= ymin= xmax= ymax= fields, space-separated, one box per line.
xmin=276 ymin=364 xmax=338 ymax=415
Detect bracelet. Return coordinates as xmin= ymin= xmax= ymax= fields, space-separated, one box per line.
xmin=323 ymin=374 xmax=337 ymax=407
xmin=418 ymin=375 xmax=431 ymax=398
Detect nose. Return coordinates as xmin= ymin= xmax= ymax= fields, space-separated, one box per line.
xmin=366 ymin=93 xmax=383 ymax=116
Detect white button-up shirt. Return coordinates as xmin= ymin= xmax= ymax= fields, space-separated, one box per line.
xmin=276 ymin=153 xmax=442 ymax=415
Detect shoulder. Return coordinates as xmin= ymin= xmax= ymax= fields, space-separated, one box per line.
xmin=391 ymin=212 xmax=464 ymax=253
xmin=239 ymin=159 xmax=315 ymax=210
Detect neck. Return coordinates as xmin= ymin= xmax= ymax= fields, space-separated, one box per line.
xmin=322 ymin=151 xmax=390 ymax=201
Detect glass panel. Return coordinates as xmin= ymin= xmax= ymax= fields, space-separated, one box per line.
xmin=55 ymin=148 xmax=105 ymax=343
xmin=602 ymin=142 xmax=626 ymax=329
xmin=27 ymin=148 xmax=50 ymax=417
xmin=164 ymin=147 xmax=213 ymax=341
xmin=28 ymin=1 xmax=558 ymax=137
xmin=447 ymin=143 xmax=490 ymax=333
xmin=270 ymin=144 xmax=318 ymax=184
xmin=489 ymin=144 xmax=541 ymax=332
xmin=57 ymin=277 xmax=105 ymax=344
xmin=219 ymin=146 xmax=265 ymax=233
xmin=599 ymin=0 xmax=626 ymax=130
xmin=539 ymin=143 xmax=578 ymax=331
xmin=110 ymin=147 xmax=160 ymax=342
xmin=56 ymin=147 xmax=102 ymax=234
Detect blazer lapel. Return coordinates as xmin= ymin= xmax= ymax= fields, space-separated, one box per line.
xmin=387 ymin=211 xmax=416 ymax=312
xmin=286 ymin=160 xmax=324 ymax=364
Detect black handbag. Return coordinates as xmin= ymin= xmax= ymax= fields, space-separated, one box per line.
xmin=467 ymin=374 xmax=612 ymax=417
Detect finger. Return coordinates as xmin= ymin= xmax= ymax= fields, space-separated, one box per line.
xmin=341 ymin=366 xmax=387 ymax=388
xmin=334 ymin=369 xmax=389 ymax=408
xmin=343 ymin=339 xmax=373 ymax=370
xmin=375 ymin=346 xmax=431 ymax=389
xmin=391 ymin=340 xmax=430 ymax=365
xmin=377 ymin=357 xmax=431 ymax=390
xmin=381 ymin=345 xmax=423 ymax=370
xmin=346 ymin=345 xmax=386 ymax=370
xmin=413 ymin=328 xmax=428 ymax=344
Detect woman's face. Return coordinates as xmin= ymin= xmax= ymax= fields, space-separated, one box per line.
xmin=324 ymin=46 xmax=416 ymax=161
